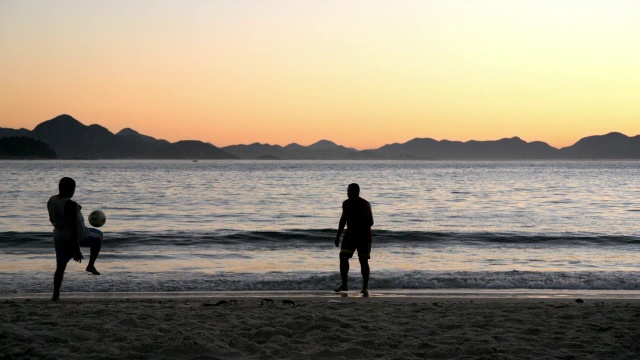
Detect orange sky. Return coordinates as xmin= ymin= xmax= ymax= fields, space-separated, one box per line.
xmin=1 ymin=1 xmax=639 ymax=149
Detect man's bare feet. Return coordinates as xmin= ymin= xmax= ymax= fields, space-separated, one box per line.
xmin=361 ymin=289 xmax=369 ymax=297
xmin=334 ymin=284 xmax=348 ymax=292
xmin=51 ymin=294 xmax=60 ymax=301
xmin=86 ymin=266 xmax=100 ymax=275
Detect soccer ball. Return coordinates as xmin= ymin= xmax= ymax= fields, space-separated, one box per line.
xmin=88 ymin=210 xmax=106 ymax=227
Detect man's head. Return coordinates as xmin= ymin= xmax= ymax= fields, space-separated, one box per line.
xmin=58 ymin=177 xmax=76 ymax=198
xmin=347 ymin=183 xmax=360 ymax=200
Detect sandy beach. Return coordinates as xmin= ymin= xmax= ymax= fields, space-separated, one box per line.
xmin=1 ymin=294 xmax=639 ymax=359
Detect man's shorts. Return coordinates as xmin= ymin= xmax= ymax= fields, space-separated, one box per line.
xmin=340 ymin=233 xmax=371 ymax=259
xmin=55 ymin=228 xmax=103 ymax=265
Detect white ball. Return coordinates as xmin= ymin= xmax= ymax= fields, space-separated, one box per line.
xmin=88 ymin=210 xmax=106 ymax=227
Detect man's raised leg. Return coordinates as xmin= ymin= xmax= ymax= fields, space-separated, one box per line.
xmin=84 ymin=229 xmax=103 ymax=275
xmin=85 ymin=243 xmax=101 ymax=275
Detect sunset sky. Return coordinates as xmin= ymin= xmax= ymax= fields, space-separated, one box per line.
xmin=1 ymin=0 xmax=639 ymax=149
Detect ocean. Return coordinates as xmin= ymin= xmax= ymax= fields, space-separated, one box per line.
xmin=1 ymin=160 xmax=639 ymax=296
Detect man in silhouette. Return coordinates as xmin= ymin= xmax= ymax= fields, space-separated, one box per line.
xmin=334 ymin=183 xmax=374 ymax=297
xmin=47 ymin=177 xmax=103 ymax=301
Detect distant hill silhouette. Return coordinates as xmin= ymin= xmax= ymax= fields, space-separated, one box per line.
xmin=299 ymin=140 xmax=357 ymax=159
xmin=0 ymin=114 xmax=235 ymax=159
xmin=0 ymin=127 xmax=30 ymax=138
xmin=376 ymin=137 xmax=559 ymax=160
xmin=223 ymin=143 xmax=292 ymax=160
xmin=222 ymin=140 xmax=357 ymax=159
xmin=559 ymin=132 xmax=640 ymax=159
xmin=30 ymin=115 xmax=148 ymax=158
xmin=116 ymin=128 xmax=170 ymax=145
xmin=0 ymin=136 xmax=56 ymax=159
xmin=2 ymin=114 xmax=640 ymax=160
xmin=151 ymin=140 xmax=237 ymax=159
xmin=115 ymin=127 xmax=170 ymax=156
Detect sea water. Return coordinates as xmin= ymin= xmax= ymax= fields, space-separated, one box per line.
xmin=1 ymin=160 xmax=639 ymax=295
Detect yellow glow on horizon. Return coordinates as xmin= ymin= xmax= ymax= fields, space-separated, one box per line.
xmin=1 ymin=1 xmax=639 ymax=150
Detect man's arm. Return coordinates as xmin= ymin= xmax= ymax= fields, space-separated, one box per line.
xmin=47 ymin=197 xmax=53 ymax=224
xmin=335 ymin=205 xmax=346 ymax=247
xmin=64 ymin=200 xmax=83 ymax=263
xmin=365 ymin=202 xmax=373 ymax=228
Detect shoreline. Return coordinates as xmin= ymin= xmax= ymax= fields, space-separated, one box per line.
xmin=3 ymin=288 xmax=640 ymax=301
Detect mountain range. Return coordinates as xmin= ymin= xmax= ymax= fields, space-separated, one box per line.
xmin=1 ymin=114 xmax=639 ymax=160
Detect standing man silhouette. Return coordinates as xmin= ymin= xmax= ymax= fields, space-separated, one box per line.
xmin=334 ymin=183 xmax=374 ymax=297
xmin=47 ymin=177 xmax=103 ymax=301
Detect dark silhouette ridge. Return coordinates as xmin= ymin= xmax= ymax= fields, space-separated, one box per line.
xmin=307 ymin=139 xmax=338 ymax=150
xmin=2 ymin=114 xmax=640 ymax=159
xmin=31 ymin=115 xmax=147 ymax=159
xmin=0 ymin=136 xmax=57 ymax=159
xmin=0 ymin=127 xmax=30 ymax=138
xmin=376 ymin=136 xmax=559 ymax=160
xmin=0 ymin=114 xmax=235 ymax=159
xmin=115 ymin=127 xmax=170 ymax=156
xmin=223 ymin=140 xmax=357 ymax=159
xmin=223 ymin=142 xmax=292 ymax=160
xmin=116 ymin=128 xmax=170 ymax=145
xmin=283 ymin=143 xmax=306 ymax=152
xmin=307 ymin=140 xmax=356 ymax=152
xmin=302 ymin=140 xmax=357 ymax=159
xmin=559 ymin=132 xmax=640 ymax=159
xmin=150 ymin=140 xmax=238 ymax=159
